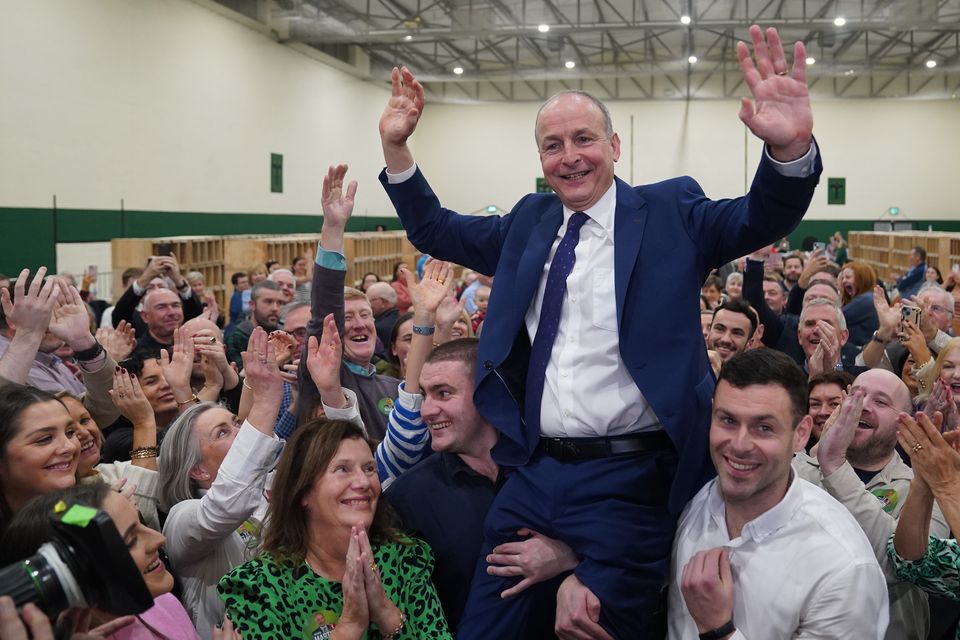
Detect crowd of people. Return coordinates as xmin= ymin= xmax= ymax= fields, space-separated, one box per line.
xmin=3 ymin=22 xmax=960 ymax=640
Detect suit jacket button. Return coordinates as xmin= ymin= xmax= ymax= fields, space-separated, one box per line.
xmin=483 ymin=360 xmax=494 ymax=370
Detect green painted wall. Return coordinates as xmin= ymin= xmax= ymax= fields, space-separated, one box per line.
xmin=3 ymin=205 xmax=960 ymax=276
xmin=0 ymin=207 xmax=402 ymax=276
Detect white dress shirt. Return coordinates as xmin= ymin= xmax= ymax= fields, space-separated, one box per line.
xmin=668 ymin=474 xmax=889 ymax=639
xmin=524 ymin=182 xmax=658 ymax=437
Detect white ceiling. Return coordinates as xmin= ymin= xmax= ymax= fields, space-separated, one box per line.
xmin=216 ymin=0 xmax=960 ymax=101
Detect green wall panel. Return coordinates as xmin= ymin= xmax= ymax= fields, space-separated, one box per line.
xmin=0 ymin=208 xmax=56 ymax=277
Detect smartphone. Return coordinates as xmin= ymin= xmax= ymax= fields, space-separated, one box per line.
xmin=87 ymin=264 xmax=98 ymax=278
xmin=812 ymin=242 xmax=826 ymax=252
xmin=953 ymin=264 xmax=959 ymax=274
xmin=900 ymin=305 xmax=922 ymax=339
xmin=156 ymin=243 xmax=173 ymax=257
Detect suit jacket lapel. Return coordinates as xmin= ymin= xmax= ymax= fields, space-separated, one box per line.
xmin=613 ymin=178 xmax=648 ymax=328
xmin=515 ymin=203 xmax=564 ymax=324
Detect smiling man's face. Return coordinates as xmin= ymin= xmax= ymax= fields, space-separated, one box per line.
xmin=536 ymin=93 xmax=620 ymax=213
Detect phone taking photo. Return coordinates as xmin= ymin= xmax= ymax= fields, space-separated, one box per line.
xmin=900 ymin=305 xmax=922 ymax=339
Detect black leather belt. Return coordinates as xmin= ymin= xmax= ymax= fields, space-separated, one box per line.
xmin=539 ymin=431 xmax=673 ymax=461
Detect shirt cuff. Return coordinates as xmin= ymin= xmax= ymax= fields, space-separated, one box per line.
xmin=131 ymin=280 xmax=145 ymax=296
xmin=763 ymin=141 xmax=817 ymax=178
xmin=315 ymin=246 xmax=347 ymax=271
xmin=931 ymin=330 xmax=951 ymax=353
xmin=76 ymin=351 xmax=108 ymax=373
xmin=323 ymin=387 xmax=361 ymax=422
xmin=386 ymin=164 xmax=417 ymax=184
xmin=397 ymin=381 xmax=423 ymax=411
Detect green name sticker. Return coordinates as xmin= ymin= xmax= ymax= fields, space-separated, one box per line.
xmin=61 ymin=504 xmax=98 ymax=527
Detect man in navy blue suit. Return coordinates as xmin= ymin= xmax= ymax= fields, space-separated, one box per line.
xmin=379 ymin=25 xmax=821 ymax=640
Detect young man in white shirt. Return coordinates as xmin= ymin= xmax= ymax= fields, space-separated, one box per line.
xmin=669 ymin=348 xmax=889 ymax=639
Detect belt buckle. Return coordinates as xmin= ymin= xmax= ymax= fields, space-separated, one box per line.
xmin=557 ymin=438 xmax=580 ymax=459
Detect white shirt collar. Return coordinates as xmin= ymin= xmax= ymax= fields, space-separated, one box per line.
xmin=562 ymin=179 xmax=617 ymax=238
xmin=707 ymin=470 xmax=804 ymax=545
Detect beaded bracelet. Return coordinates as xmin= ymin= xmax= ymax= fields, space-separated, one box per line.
xmin=130 ymin=446 xmax=160 ymax=459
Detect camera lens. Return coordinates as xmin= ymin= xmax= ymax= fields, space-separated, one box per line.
xmin=0 ymin=542 xmax=87 ymax=619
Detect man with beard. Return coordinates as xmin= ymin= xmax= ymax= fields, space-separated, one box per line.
xmin=793 ymin=368 xmax=949 ymax=639
xmin=781 ymin=253 xmax=804 ymax=292
xmin=225 ymin=280 xmax=284 ymax=369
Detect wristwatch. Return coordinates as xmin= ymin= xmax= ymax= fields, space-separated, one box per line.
xmin=871 ymin=330 xmax=890 ymax=345
xmin=699 ymin=620 xmax=735 ymax=640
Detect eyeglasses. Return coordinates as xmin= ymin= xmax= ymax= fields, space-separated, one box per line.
xmin=288 ymin=328 xmax=307 ymax=339
xmin=929 ymin=304 xmax=955 ymax=317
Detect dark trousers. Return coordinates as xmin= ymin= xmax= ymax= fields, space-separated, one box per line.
xmin=457 ymin=447 xmax=678 ymax=640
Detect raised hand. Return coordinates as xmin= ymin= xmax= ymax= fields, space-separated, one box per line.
xmin=379 ymin=66 xmax=425 ymax=149
xmin=160 ymin=326 xmax=194 ymax=389
xmin=321 ymin=164 xmax=358 ymax=230
xmin=737 ymin=25 xmax=813 ymax=161
xmin=924 ymin=379 xmax=960 ymax=433
xmin=807 ymin=320 xmax=841 ymax=378
xmin=872 ymin=286 xmax=900 ymax=342
xmin=201 ymin=292 xmax=220 ymax=321
xmin=48 ymin=283 xmax=98 ymax=351
xmin=306 ymin=314 xmax=345 ymax=406
xmin=0 ymin=267 xmax=58 ymax=336
xmin=407 ymin=259 xmax=454 ymax=316
xmin=817 ymin=386 xmax=865 ymax=475
xmin=96 ymin=320 xmax=136 ymax=362
xmin=267 ymin=330 xmax=298 ymax=366
xmin=109 ymin=367 xmax=156 ymax=427
xmin=897 ymin=411 xmax=960 ymax=497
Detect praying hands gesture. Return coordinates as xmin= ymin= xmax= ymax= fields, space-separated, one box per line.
xmin=338 ymin=526 xmax=404 ymax=639
xmin=737 ymin=25 xmax=813 ymax=162
xmin=924 ymin=379 xmax=960 ymax=433
xmin=807 ymin=320 xmax=843 ymax=379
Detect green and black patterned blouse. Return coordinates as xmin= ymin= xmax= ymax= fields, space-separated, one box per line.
xmin=218 ymin=538 xmax=452 ymax=640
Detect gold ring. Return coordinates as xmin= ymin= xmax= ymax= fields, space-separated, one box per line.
xmin=369 ymin=562 xmax=379 ymax=573
xmin=210 ymin=337 xmax=217 ymax=344
xmin=912 ymin=443 xmax=923 ymax=453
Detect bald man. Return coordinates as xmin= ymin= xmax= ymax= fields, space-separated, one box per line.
xmin=793 ymin=368 xmax=949 ymax=639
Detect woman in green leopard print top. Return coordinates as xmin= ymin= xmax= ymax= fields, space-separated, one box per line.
xmin=218 ymin=419 xmax=451 ymax=640
xmin=887 ymin=409 xmax=960 ymax=639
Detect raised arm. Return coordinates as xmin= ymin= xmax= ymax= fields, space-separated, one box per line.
xmin=0 ymin=268 xmax=58 ymax=384
xmin=379 ymin=66 xmax=425 ymax=173
xmin=737 ymin=25 xmax=813 ymax=162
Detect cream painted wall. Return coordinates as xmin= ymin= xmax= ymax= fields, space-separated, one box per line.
xmin=2 ymin=0 xmax=959 ymax=221
xmin=413 ymin=97 xmax=960 ymax=221
xmin=0 ymin=0 xmax=394 ymax=216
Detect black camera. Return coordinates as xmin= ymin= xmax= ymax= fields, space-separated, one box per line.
xmin=0 ymin=502 xmax=153 ymax=619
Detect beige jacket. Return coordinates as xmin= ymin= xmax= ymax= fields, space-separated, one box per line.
xmin=793 ymin=451 xmax=950 ymax=640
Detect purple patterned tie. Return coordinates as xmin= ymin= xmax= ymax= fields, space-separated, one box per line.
xmin=525 ymin=211 xmax=589 ymax=434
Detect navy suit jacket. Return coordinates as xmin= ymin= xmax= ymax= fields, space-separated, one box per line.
xmin=380 ymin=149 xmax=821 ymax=512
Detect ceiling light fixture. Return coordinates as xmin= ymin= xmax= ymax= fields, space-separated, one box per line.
xmin=834 ymin=17 xmax=846 ymax=26
xmin=926 ymin=59 xmax=937 ymax=68
xmin=564 ymin=60 xmax=576 ymax=69
xmin=538 ymin=24 xmax=550 ymax=33
xmin=688 ymin=55 xmax=698 ymax=64
xmin=403 ymin=34 xmax=413 ymax=41
xmin=805 ymin=56 xmax=815 ymax=65
xmin=453 ymin=66 xmax=464 ymax=75
xmin=680 ymin=15 xmax=691 ymax=25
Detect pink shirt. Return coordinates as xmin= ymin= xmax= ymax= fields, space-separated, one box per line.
xmin=109 ymin=593 xmax=201 ymax=640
